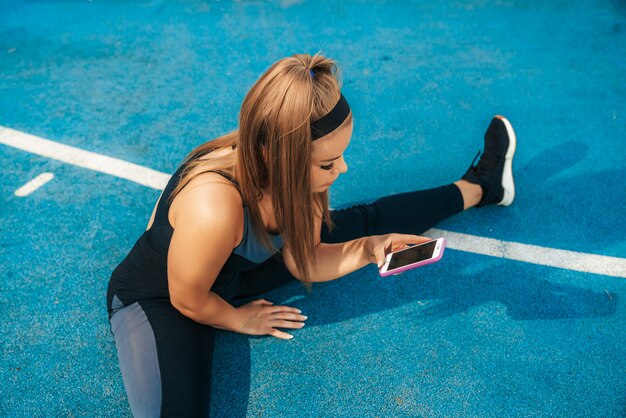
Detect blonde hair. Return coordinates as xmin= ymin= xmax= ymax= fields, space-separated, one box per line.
xmin=168 ymin=52 xmax=351 ymax=288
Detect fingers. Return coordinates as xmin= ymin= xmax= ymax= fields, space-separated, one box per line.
xmin=269 ymin=329 xmax=295 ymax=340
xmin=271 ymin=319 xmax=306 ymax=329
xmin=253 ymin=299 xmax=274 ymax=306
xmin=374 ymin=235 xmax=433 ymax=266
xmin=279 ymin=313 xmax=307 ymax=321
xmin=250 ymin=303 xmax=306 ymax=340
xmin=390 ymin=242 xmax=410 ymax=252
xmin=388 ymin=235 xmax=433 ymax=253
xmin=406 ymin=234 xmax=433 ymax=244
xmin=375 ymin=238 xmax=392 ymax=268
xmin=376 ymin=256 xmax=385 ymax=268
xmin=268 ymin=311 xmax=307 ymax=340
xmin=269 ymin=312 xmax=307 ymax=325
xmin=268 ymin=305 xmax=302 ymax=315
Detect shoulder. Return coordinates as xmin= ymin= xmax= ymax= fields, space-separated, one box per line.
xmin=166 ymin=172 xmax=244 ymax=304
xmin=170 ymin=172 xmax=244 ymax=244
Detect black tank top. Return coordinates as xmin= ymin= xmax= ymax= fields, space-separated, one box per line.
xmin=106 ymin=159 xmax=283 ymax=316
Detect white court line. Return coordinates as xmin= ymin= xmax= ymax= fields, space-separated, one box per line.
xmin=15 ymin=172 xmax=55 ymax=197
xmin=0 ymin=126 xmax=169 ymax=190
xmin=1 ymin=125 xmax=625 ymax=278
xmin=426 ymin=229 xmax=626 ymax=279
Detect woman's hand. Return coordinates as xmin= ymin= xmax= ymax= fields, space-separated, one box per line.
xmin=236 ymin=299 xmax=307 ymax=340
xmin=365 ymin=234 xmax=433 ymax=268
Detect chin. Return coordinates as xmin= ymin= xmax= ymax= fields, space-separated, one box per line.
xmin=313 ymin=184 xmax=331 ymax=193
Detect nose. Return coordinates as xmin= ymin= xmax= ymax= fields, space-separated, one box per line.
xmin=335 ymin=156 xmax=348 ymax=174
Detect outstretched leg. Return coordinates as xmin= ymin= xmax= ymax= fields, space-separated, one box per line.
xmin=322 ymin=183 xmax=464 ymax=243
xmin=324 ymin=115 xmax=516 ymax=243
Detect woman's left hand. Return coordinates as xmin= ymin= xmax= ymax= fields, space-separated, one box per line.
xmin=365 ymin=234 xmax=433 ymax=268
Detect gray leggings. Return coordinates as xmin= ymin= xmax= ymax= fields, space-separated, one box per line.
xmin=110 ymin=299 xmax=164 ymax=417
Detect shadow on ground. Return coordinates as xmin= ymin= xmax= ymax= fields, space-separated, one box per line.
xmin=209 ymin=250 xmax=618 ymax=416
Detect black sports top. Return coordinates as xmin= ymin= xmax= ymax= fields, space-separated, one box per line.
xmin=106 ymin=159 xmax=284 ymax=316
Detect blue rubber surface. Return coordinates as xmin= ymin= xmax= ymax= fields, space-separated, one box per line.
xmin=1 ymin=1 xmax=625 ymax=416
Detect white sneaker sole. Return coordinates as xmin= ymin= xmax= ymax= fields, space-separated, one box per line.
xmin=495 ymin=115 xmax=516 ymax=206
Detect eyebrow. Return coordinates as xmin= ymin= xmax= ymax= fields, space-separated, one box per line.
xmin=321 ymin=155 xmax=341 ymax=163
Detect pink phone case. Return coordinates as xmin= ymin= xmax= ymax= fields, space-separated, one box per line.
xmin=379 ymin=238 xmax=446 ymax=277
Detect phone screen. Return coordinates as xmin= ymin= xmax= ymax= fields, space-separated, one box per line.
xmin=387 ymin=241 xmax=437 ymax=270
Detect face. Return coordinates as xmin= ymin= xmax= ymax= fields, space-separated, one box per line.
xmin=310 ymin=119 xmax=353 ymax=193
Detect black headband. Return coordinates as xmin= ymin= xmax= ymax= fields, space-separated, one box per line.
xmin=310 ymin=93 xmax=351 ymax=140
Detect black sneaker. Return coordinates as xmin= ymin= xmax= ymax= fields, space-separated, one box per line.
xmin=462 ymin=115 xmax=516 ymax=207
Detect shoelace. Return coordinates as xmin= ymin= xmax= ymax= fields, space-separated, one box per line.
xmin=470 ymin=146 xmax=501 ymax=174
xmin=468 ymin=150 xmax=481 ymax=169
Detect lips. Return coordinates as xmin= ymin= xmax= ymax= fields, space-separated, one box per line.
xmin=320 ymin=175 xmax=339 ymax=188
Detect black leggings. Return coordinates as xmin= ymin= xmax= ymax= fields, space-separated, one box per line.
xmin=109 ymin=184 xmax=463 ymax=417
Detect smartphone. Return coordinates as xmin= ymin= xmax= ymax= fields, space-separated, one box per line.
xmin=379 ymin=238 xmax=446 ymax=277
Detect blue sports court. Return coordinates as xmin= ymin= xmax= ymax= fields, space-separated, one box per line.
xmin=1 ymin=1 xmax=625 ymax=416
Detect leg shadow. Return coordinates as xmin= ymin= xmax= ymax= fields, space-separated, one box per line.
xmin=519 ymin=140 xmax=589 ymax=183
xmin=242 ymin=250 xmax=618 ymax=328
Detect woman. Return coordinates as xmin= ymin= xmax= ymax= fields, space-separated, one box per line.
xmin=107 ymin=53 xmax=516 ymax=417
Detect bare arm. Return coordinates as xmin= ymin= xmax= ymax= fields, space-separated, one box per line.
xmin=167 ymin=176 xmax=307 ymax=339
xmin=282 ymin=210 xmax=431 ymax=282
xmin=167 ymin=179 xmax=244 ymax=331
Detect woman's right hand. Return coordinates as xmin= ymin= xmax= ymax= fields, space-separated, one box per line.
xmin=365 ymin=233 xmax=433 ymax=268
xmin=236 ymin=299 xmax=307 ymax=340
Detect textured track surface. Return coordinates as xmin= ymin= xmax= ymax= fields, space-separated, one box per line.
xmin=1 ymin=1 xmax=625 ymax=416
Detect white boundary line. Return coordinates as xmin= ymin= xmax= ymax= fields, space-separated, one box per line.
xmin=0 ymin=126 xmax=169 ymax=190
xmin=2 ymin=125 xmax=625 ymax=278
xmin=425 ymin=229 xmax=626 ymax=279
xmin=15 ymin=172 xmax=55 ymax=197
